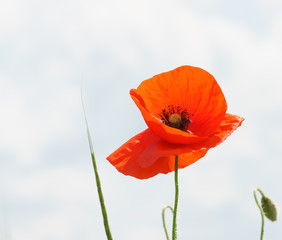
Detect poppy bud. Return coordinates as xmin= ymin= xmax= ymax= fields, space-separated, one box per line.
xmin=168 ymin=114 xmax=182 ymax=128
xmin=261 ymin=196 xmax=277 ymax=221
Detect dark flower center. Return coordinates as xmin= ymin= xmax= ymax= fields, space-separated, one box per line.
xmin=160 ymin=105 xmax=192 ymax=132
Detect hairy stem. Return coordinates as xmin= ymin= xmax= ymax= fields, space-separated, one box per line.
xmin=172 ymin=155 xmax=179 ymax=240
xmin=162 ymin=205 xmax=174 ymax=240
xmin=254 ymin=188 xmax=265 ymax=240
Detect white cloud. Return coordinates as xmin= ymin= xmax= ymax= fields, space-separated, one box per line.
xmin=0 ymin=75 xmax=80 ymax=164
xmin=182 ymin=165 xmax=238 ymax=207
xmin=0 ymin=0 xmax=25 ymax=34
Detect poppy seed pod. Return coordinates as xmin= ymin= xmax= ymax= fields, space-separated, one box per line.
xmin=261 ymin=196 xmax=278 ymax=221
xmin=168 ymin=114 xmax=182 ymax=128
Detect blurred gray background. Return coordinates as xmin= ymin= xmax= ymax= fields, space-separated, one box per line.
xmin=0 ymin=0 xmax=281 ymax=239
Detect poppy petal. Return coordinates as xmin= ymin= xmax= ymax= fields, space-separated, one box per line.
xmin=130 ymin=66 xmax=227 ymax=144
xmin=106 ymin=113 xmax=243 ymax=179
xmin=130 ymin=89 xmax=207 ymax=144
xmin=190 ymin=113 xmax=245 ymax=150
xmin=106 ymin=128 xmax=208 ymax=179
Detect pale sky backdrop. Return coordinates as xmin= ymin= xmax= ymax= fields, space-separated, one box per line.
xmin=1 ymin=0 xmax=282 ymax=239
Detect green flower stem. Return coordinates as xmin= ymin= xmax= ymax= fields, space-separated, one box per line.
xmin=254 ymin=188 xmax=265 ymax=240
xmin=162 ymin=205 xmax=174 ymax=240
xmin=82 ymin=88 xmax=113 ymax=240
xmin=172 ymin=155 xmax=179 ymax=240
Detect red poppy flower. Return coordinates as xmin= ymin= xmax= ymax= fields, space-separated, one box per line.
xmin=107 ymin=66 xmax=244 ymax=179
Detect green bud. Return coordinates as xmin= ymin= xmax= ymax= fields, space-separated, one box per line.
xmin=261 ymin=196 xmax=278 ymax=221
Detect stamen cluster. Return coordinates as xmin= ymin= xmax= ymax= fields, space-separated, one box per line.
xmin=160 ymin=105 xmax=192 ymax=132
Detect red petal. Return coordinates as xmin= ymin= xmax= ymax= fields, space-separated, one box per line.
xmin=190 ymin=113 xmax=245 ymax=150
xmin=106 ymin=129 xmax=208 ymax=179
xmin=130 ymin=89 xmax=207 ymax=144
xmin=130 ymin=66 xmax=227 ymax=144
xmin=106 ymin=114 xmax=244 ymax=179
